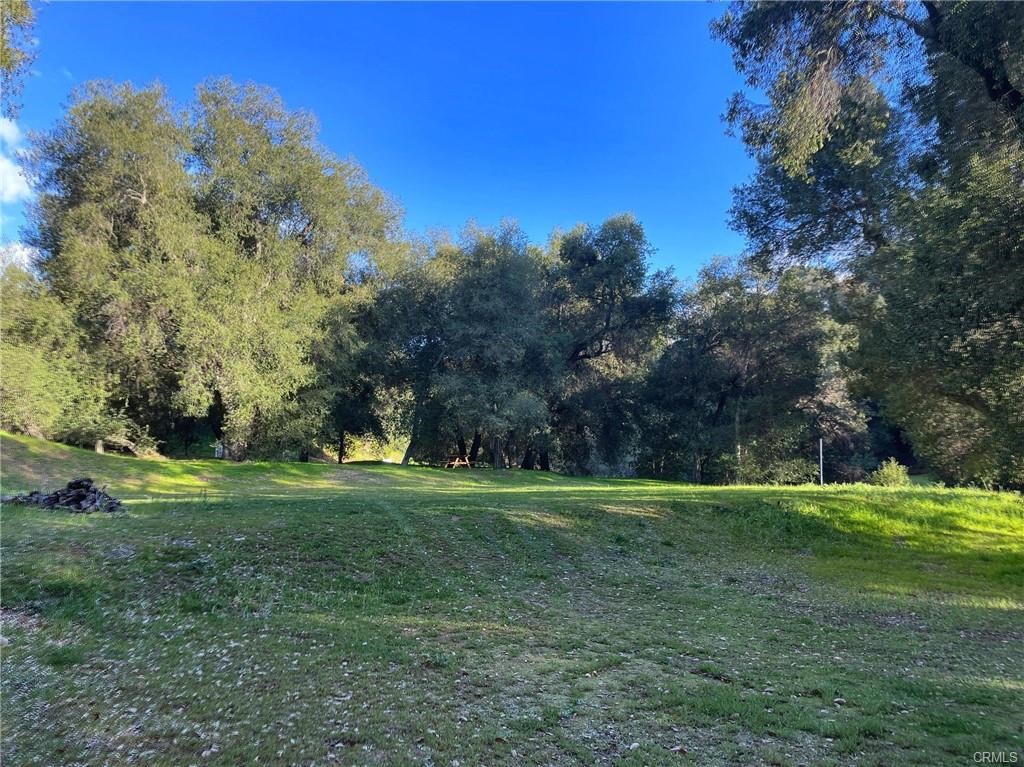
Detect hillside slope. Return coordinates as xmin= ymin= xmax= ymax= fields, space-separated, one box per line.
xmin=2 ymin=432 xmax=1022 ymax=766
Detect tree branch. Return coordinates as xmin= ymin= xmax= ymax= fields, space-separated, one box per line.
xmin=875 ymin=4 xmax=935 ymax=39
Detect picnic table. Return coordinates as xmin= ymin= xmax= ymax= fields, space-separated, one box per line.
xmin=444 ymin=456 xmax=474 ymax=468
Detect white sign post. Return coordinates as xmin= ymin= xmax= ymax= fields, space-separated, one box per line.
xmin=819 ymin=438 xmax=824 ymax=486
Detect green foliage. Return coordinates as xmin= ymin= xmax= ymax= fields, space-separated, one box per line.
xmin=854 ymin=145 xmax=1024 ymax=488
xmin=381 ymin=223 xmax=547 ymax=467
xmin=639 ymin=260 xmax=842 ymax=484
xmin=378 ymin=214 xmax=673 ymax=474
xmin=0 ymin=0 xmax=34 ymax=117
xmin=716 ymin=0 xmax=1024 ymax=488
xmin=544 ymin=214 xmax=675 ymax=473
xmin=869 ymin=458 xmax=911 ymax=488
xmin=24 ymin=80 xmax=399 ymax=457
xmin=10 ymin=37 xmax=1016 ymax=486
xmin=713 ymin=2 xmax=1023 ymax=174
xmin=0 ymin=264 xmax=118 ymax=445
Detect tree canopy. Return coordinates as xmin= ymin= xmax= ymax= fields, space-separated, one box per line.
xmin=713 ymin=0 xmax=1023 ymax=487
xmin=0 ymin=0 xmax=35 ymax=117
xmin=3 ymin=3 xmax=1021 ymax=488
xmin=19 ymin=80 xmax=400 ymax=456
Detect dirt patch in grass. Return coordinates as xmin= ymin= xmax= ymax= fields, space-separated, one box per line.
xmin=331 ymin=467 xmax=390 ymax=484
xmin=1 ymin=608 xmax=44 ymax=634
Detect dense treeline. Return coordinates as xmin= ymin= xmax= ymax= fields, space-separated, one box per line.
xmin=2 ymin=2 xmax=1021 ymax=487
xmin=712 ymin=0 xmax=1023 ymax=487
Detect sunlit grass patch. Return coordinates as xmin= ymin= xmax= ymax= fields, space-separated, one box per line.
xmin=2 ymin=432 xmax=1022 ymax=766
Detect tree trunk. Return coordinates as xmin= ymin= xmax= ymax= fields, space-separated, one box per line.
xmin=491 ymin=436 xmax=504 ymax=469
xmin=402 ymin=439 xmax=416 ymax=466
xmin=521 ymin=447 xmax=536 ymax=470
xmin=469 ymin=431 xmax=482 ymax=463
xmin=94 ymin=439 xmax=104 ymax=454
xmin=457 ymin=434 xmax=468 ymax=460
xmin=337 ymin=430 xmax=346 ymax=464
xmin=538 ymin=449 xmax=551 ymax=471
xmin=299 ymin=448 xmax=310 ymax=463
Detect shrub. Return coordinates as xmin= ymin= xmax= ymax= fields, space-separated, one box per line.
xmin=869 ymin=458 xmax=911 ymax=487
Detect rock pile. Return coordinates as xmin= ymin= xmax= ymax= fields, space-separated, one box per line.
xmin=3 ymin=478 xmax=123 ymax=513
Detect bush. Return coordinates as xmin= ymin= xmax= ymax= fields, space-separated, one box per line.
xmin=869 ymin=458 xmax=911 ymax=487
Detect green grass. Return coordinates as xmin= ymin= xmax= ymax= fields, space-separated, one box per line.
xmin=2 ymin=431 xmax=1022 ymax=766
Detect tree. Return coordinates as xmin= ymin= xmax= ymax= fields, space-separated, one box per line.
xmin=0 ymin=263 xmax=148 ymax=451
xmin=543 ymin=214 xmax=675 ymax=473
xmin=27 ymin=82 xmax=202 ymax=445
xmin=438 ymin=225 xmax=547 ymax=468
xmin=383 ymin=223 xmax=547 ymax=468
xmin=25 ymin=80 xmax=398 ymax=458
xmin=186 ymin=80 xmax=399 ymax=456
xmin=715 ymin=1 xmax=1024 ymax=487
xmin=640 ymin=261 xmax=841 ymax=484
xmin=306 ymin=255 xmax=411 ymax=463
xmin=0 ymin=0 xmax=35 ymax=117
xmin=852 ymin=147 xmax=1024 ymax=485
xmin=713 ymin=2 xmax=1023 ymax=176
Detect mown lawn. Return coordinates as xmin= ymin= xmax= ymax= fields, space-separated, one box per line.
xmin=1 ymin=431 xmax=1022 ymax=766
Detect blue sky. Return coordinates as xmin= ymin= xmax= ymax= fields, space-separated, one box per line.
xmin=1 ymin=1 xmax=754 ymax=277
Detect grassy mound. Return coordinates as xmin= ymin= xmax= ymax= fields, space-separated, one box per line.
xmin=2 ymin=432 xmax=1022 ymax=766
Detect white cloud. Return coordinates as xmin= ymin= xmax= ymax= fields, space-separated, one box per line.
xmin=0 ymin=117 xmax=22 ymax=148
xmin=0 ymin=242 xmax=37 ymax=270
xmin=0 ymin=118 xmax=32 ymax=235
xmin=0 ymin=152 xmax=30 ymax=204
xmin=0 ymin=119 xmax=33 ymax=246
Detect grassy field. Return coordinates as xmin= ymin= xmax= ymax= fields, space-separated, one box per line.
xmin=1 ymin=431 xmax=1022 ymax=766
